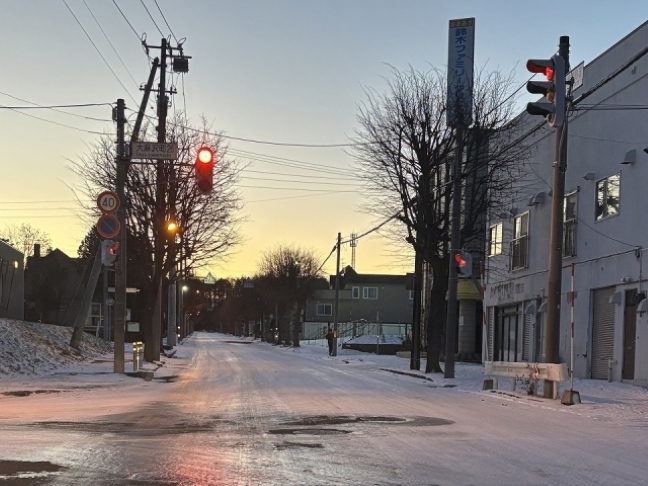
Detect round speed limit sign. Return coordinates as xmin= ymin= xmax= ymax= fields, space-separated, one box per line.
xmin=97 ymin=190 xmax=120 ymax=214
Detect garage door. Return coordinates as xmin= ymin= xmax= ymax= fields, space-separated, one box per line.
xmin=591 ymin=287 xmax=616 ymax=380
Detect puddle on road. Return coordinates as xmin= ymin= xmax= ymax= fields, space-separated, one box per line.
xmin=268 ymin=428 xmax=351 ymax=436
xmin=24 ymin=418 xmax=232 ymax=437
xmin=278 ymin=415 xmax=453 ymax=427
xmin=0 ymin=460 xmax=66 ymax=483
xmin=275 ymin=441 xmax=324 ymax=450
xmin=2 ymin=390 xmax=63 ymax=398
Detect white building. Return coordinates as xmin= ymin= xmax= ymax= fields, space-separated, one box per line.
xmin=484 ymin=21 xmax=648 ymax=385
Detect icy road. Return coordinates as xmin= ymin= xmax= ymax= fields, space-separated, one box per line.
xmin=0 ymin=333 xmax=647 ymax=485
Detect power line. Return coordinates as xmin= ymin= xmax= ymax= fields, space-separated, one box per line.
xmin=83 ymin=0 xmax=140 ymax=88
xmin=0 ymin=104 xmax=104 ymax=135
xmin=0 ymin=92 xmax=112 ymax=122
xmin=246 ymin=190 xmax=353 ymax=203
xmin=0 ymin=102 xmax=111 ymax=110
xmin=112 ymin=0 xmax=141 ymax=42
xmin=240 ymin=175 xmax=362 ymax=187
xmin=132 ymin=109 xmax=364 ymax=149
xmin=154 ymin=0 xmax=179 ymax=44
xmin=341 ymin=211 xmax=401 ymax=245
xmin=236 ymin=184 xmax=355 ymax=192
xmin=243 ymin=168 xmax=359 ymax=182
xmin=61 ymin=0 xmax=138 ymax=105
xmin=140 ymin=0 xmax=165 ymax=38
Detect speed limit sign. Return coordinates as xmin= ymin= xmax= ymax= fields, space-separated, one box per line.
xmin=97 ymin=190 xmax=120 ymax=214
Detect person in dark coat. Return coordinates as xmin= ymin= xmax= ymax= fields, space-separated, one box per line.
xmin=326 ymin=327 xmax=334 ymax=356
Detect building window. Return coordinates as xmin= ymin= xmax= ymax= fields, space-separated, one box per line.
xmin=596 ymin=172 xmax=620 ymax=221
xmin=316 ymin=304 xmax=332 ymax=316
xmin=352 ymin=286 xmax=360 ymax=299
xmin=563 ymin=192 xmax=577 ymax=257
xmin=510 ymin=212 xmax=529 ymax=271
xmin=363 ymin=287 xmax=378 ymax=299
xmin=488 ymin=223 xmax=503 ymax=256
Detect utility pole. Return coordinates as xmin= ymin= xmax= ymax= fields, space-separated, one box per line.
xmin=544 ymin=36 xmax=570 ymax=399
xmin=153 ymin=37 xmax=169 ymax=356
xmin=444 ymin=123 xmax=464 ymax=379
xmin=332 ymin=232 xmax=341 ymax=357
xmin=114 ymin=98 xmax=127 ymax=373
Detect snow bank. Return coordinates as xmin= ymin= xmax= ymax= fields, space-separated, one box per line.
xmin=0 ymin=319 xmax=112 ymax=377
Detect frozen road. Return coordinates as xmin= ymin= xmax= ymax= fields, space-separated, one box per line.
xmin=1 ymin=333 xmax=647 ymax=485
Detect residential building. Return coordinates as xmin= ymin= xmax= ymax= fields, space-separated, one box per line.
xmin=0 ymin=240 xmax=24 ymax=320
xmin=303 ymin=266 xmax=412 ymax=339
xmin=484 ymin=21 xmax=648 ymax=384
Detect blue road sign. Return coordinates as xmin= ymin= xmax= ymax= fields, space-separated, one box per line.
xmin=97 ymin=213 xmax=120 ymax=239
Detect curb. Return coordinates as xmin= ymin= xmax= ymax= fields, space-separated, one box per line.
xmin=380 ymin=368 xmax=435 ymax=382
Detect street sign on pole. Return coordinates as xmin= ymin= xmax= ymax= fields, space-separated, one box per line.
xmin=96 ymin=214 xmax=121 ymax=239
xmin=97 ymin=190 xmax=120 ymax=214
xmin=568 ymin=61 xmax=584 ymax=91
xmin=130 ymin=142 xmax=178 ymax=160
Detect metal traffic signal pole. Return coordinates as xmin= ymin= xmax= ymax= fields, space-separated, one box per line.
xmin=544 ymin=36 xmax=570 ymax=399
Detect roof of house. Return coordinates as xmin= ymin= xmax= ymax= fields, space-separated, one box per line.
xmin=329 ymin=266 xmax=407 ymax=288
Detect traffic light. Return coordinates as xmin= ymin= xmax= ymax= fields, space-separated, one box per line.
xmin=101 ymin=239 xmax=119 ymax=267
xmin=195 ymin=146 xmax=214 ymax=195
xmin=526 ymin=54 xmax=566 ymax=128
xmin=455 ymin=251 xmax=473 ymax=278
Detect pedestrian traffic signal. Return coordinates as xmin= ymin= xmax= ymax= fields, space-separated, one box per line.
xmin=526 ymin=54 xmax=566 ymax=128
xmin=195 ymin=146 xmax=214 ymax=195
xmin=101 ymin=239 xmax=119 ymax=267
xmin=455 ymin=251 xmax=472 ymax=278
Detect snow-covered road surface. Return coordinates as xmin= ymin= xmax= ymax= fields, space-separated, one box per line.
xmin=1 ymin=332 xmax=647 ymax=485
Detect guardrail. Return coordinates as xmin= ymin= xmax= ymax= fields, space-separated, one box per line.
xmin=483 ymin=361 xmax=568 ymax=399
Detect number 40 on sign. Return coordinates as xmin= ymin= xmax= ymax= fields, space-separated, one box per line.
xmin=97 ymin=190 xmax=120 ymax=214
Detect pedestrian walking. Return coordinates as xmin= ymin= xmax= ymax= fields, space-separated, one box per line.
xmin=326 ymin=327 xmax=334 ymax=356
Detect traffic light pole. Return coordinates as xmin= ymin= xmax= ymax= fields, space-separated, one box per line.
xmin=444 ymin=123 xmax=464 ymax=379
xmin=114 ymin=98 xmax=127 ymax=373
xmin=544 ymin=36 xmax=570 ymax=399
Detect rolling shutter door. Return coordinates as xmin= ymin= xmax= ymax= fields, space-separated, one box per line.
xmin=591 ymin=287 xmax=616 ymax=380
xmin=522 ymin=311 xmax=531 ymax=362
xmin=486 ymin=307 xmax=494 ymax=361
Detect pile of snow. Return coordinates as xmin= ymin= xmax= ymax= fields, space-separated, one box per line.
xmin=0 ymin=319 xmax=112 ymax=377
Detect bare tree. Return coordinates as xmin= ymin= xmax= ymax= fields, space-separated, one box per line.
xmin=70 ymin=113 xmax=243 ymax=359
xmin=255 ymin=245 xmax=325 ymax=346
xmin=352 ymin=66 xmax=529 ymax=372
xmin=1 ymin=223 xmax=52 ymax=263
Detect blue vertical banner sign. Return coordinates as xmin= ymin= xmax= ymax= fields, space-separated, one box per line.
xmin=447 ymin=17 xmax=475 ymax=127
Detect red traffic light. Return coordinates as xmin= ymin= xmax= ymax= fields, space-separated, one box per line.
xmin=526 ymin=59 xmax=554 ymax=80
xmin=197 ymin=146 xmax=214 ymax=164
xmin=195 ymin=146 xmax=214 ymax=195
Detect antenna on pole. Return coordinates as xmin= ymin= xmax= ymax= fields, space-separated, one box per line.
xmin=350 ymin=232 xmax=358 ymax=269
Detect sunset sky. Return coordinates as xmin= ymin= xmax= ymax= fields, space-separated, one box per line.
xmin=2 ymin=0 xmax=646 ymax=278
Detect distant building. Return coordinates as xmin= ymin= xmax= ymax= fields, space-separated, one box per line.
xmin=0 ymin=240 xmax=24 ymax=320
xmin=303 ymin=266 xmax=413 ymax=339
xmin=24 ymin=244 xmax=85 ymax=325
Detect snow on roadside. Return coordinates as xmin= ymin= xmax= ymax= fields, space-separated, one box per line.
xmin=266 ymin=338 xmax=648 ymax=426
xmin=0 ymin=319 xmax=112 ymax=378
